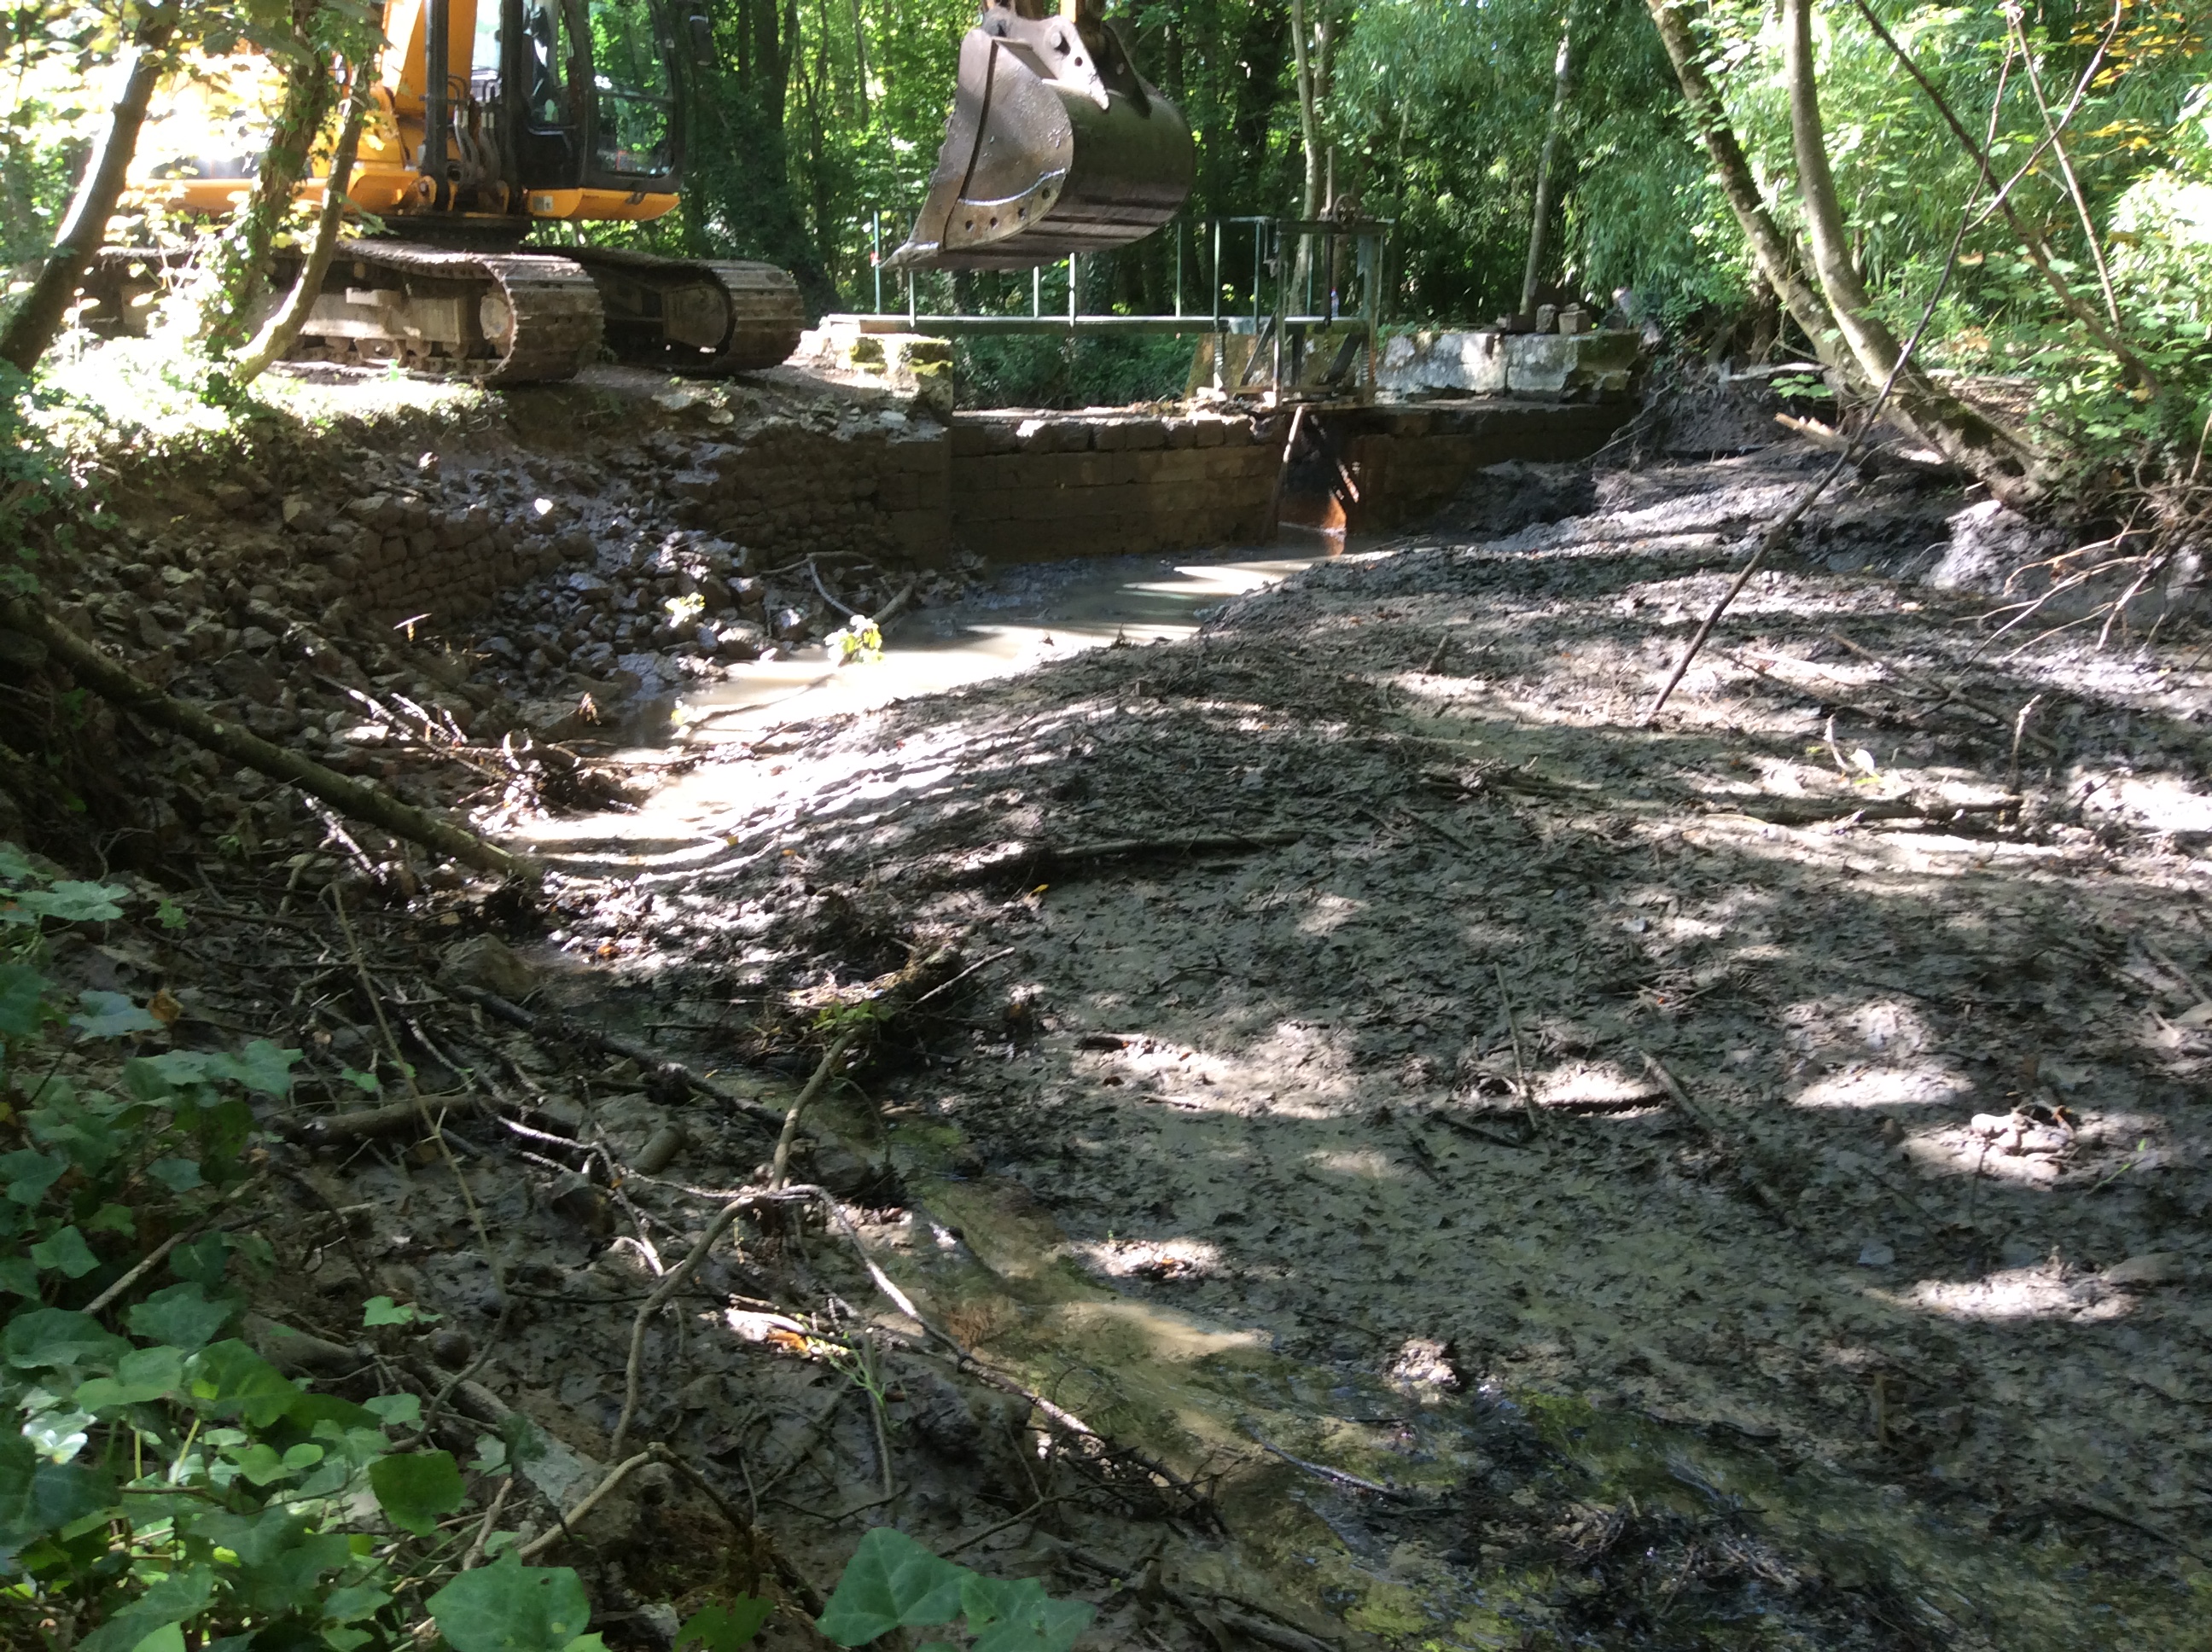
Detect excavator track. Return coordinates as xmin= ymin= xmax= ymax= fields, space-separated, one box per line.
xmin=300 ymin=241 xmax=603 ymax=384
xmin=84 ymin=241 xmax=805 ymax=381
xmin=564 ymin=248 xmax=806 ymax=374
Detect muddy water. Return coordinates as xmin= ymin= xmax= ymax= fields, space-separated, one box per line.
xmin=513 ymin=541 xmax=1336 ymax=872
xmin=678 ymin=536 xmax=1341 ymax=742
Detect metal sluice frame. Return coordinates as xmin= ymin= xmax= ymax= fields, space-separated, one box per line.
xmin=844 ymin=214 xmax=1389 ymax=398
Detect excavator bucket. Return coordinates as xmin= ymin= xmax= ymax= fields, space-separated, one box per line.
xmin=884 ymin=0 xmax=1194 ymax=273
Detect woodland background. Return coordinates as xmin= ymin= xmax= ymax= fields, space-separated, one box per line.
xmin=3 ymin=0 xmax=2208 ymax=437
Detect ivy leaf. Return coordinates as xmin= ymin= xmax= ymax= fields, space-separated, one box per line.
xmin=3 ymin=1307 xmax=129 ymax=1372
xmin=674 ymin=1598 xmax=776 ymax=1652
xmin=18 ymin=881 xmax=128 ymax=922
xmin=184 ymin=1340 xmax=301 ymax=1426
xmin=428 ymin=1553 xmax=594 ymax=1652
xmin=0 ymin=1149 xmax=65 ymax=1205
xmin=29 ymin=1224 xmax=100 ymax=1278
xmin=0 ymin=962 xmax=55 ymax=1038
xmin=72 ymin=1565 xmax=215 ymax=1652
xmin=962 ymin=1573 xmax=1047 ymax=1629
xmin=363 ymin=1294 xmax=437 ymax=1326
xmin=206 ymin=1039 xmax=301 ymax=1097
xmin=127 ymin=1283 xmax=238 ymax=1352
xmin=365 ymin=1392 xmax=422 ymax=1429
xmin=0 ymin=1256 xmax=38 ymax=1298
xmin=69 ymin=991 xmax=162 ymax=1040
xmin=816 ymin=1527 xmax=968 ymax=1646
xmin=148 ymin=1157 xmax=204 ymax=1193
xmin=370 ymin=1450 xmax=466 ymax=1536
xmin=972 ymin=1598 xmax=1094 ymax=1652
xmin=0 ymin=1432 xmax=114 ymax=1545
xmin=77 ymin=1343 xmax=187 ymax=1411
xmin=324 ymin=1583 xmax=394 ymax=1624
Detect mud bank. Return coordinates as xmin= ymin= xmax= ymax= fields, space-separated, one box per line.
xmin=496 ymin=438 xmax=2212 ymax=1648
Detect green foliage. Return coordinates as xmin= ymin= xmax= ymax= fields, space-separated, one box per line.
xmin=0 ymin=844 xmax=597 ymax=1651
xmin=815 ymin=1527 xmax=1094 ymax=1652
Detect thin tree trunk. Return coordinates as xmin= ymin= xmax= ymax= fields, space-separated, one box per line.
xmin=1287 ymin=0 xmax=1322 ymax=304
xmin=1643 ymin=0 xmax=1849 ymax=375
xmin=849 ymin=0 xmax=868 ymax=123
xmin=1780 ymin=0 xmax=2043 ymax=503
xmin=198 ymin=1 xmax=336 ymax=354
xmin=1519 ymin=15 xmax=1575 ymax=319
xmin=1289 ymin=0 xmax=1321 ymax=219
xmin=0 ymin=0 xmax=179 ymax=374
xmin=231 ymin=64 xmax=371 ymax=386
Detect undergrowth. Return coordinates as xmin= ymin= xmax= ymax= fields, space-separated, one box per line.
xmin=0 ymin=846 xmax=1093 ymax=1651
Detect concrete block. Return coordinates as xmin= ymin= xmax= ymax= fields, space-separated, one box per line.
xmin=1016 ymin=417 xmax=1091 ymax=454
xmin=1093 ymin=418 xmax=1168 ymax=451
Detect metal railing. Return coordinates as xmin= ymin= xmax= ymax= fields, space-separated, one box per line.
xmin=835 ymin=213 xmax=1388 ymax=393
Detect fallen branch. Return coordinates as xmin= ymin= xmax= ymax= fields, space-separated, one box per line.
xmin=444 ymin=983 xmax=788 ymax=1131
xmin=1825 ymin=632 xmax=2059 ymax=753
xmin=0 ymin=596 xmax=533 ymax=879
xmin=939 ymin=830 xmax=1304 ymax=887
xmin=766 ymin=1025 xmax=863 ymax=1192
xmin=1710 ymin=791 xmax=2019 ymax=828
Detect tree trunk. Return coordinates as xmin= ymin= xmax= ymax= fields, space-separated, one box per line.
xmin=0 ymin=0 xmax=179 ymax=375
xmin=230 ymin=64 xmax=372 ymax=386
xmin=1779 ymin=0 xmax=2043 ymax=503
xmin=198 ymin=3 xmax=336 ymax=355
xmin=1643 ymin=0 xmax=1849 ymax=375
xmin=1289 ymin=0 xmax=1321 ymax=220
xmin=1519 ymin=15 xmax=1575 ymax=319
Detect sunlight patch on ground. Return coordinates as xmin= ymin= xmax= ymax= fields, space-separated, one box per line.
xmin=1883 ymin=1267 xmax=2133 ymax=1323
xmin=1793 ymin=1062 xmax=1974 ymax=1108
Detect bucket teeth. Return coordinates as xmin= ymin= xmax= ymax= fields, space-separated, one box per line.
xmin=887 ymin=3 xmax=1193 ymax=273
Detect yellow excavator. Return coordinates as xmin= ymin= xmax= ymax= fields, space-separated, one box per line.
xmin=82 ymin=0 xmax=1192 ymax=382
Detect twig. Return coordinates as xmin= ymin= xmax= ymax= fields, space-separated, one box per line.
xmin=1639 ymin=1052 xmax=1802 ymax=1229
xmin=445 ymin=983 xmax=786 ymax=1131
xmin=609 ymin=1188 xmax=774 ymax=1461
xmin=514 ymin=1450 xmax=658 ymax=1561
xmin=1422 ymin=631 xmax=1452 ymax=674
xmin=941 ymin=1494 xmax=1061 ymax=1556
xmin=84 ymin=1172 xmax=269 ymax=1315
xmin=2009 ymin=692 xmax=2046 ymax=791
xmin=459 ymin=1475 xmax=513 ymax=1570
xmin=908 ymin=946 xmax=1018 ymax=1009
xmin=808 ymin=558 xmax=859 ymax=619
xmin=1645 ymin=125 xmax=1988 ymax=724
xmin=1497 ymin=965 xmax=1540 ymax=1135
xmin=1242 ymin=1423 xmax=1408 ymax=1499
xmin=0 ymin=595 xmax=534 ymax=878
xmin=767 ymin=1026 xmax=862 ymax=1192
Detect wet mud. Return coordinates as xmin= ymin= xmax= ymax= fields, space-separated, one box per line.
xmin=492 ymin=437 xmax=2212 ymax=1648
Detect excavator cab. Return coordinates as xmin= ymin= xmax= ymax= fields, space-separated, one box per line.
xmin=885 ymin=0 xmax=1194 ymax=272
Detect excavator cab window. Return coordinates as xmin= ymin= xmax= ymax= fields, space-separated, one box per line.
xmin=586 ymin=0 xmax=676 ymax=176
xmin=523 ymin=0 xmax=568 ymax=125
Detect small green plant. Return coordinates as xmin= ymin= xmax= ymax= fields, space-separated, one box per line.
xmin=0 ymin=845 xmax=602 ymax=1651
xmin=825 ymin=614 xmax=883 ymax=666
xmin=665 ymin=590 xmax=708 ymax=626
xmin=816 ymin=1527 xmax=1094 ymax=1652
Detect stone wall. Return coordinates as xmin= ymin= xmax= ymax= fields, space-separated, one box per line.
xmin=950 ymin=410 xmax=1281 ymax=562
xmin=1377 ymin=329 xmax=1639 ymax=399
xmin=667 ymin=422 xmax=952 ymax=570
xmin=1324 ymin=401 xmax=1633 ymax=533
xmin=295 ymin=414 xmax=955 ymax=629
